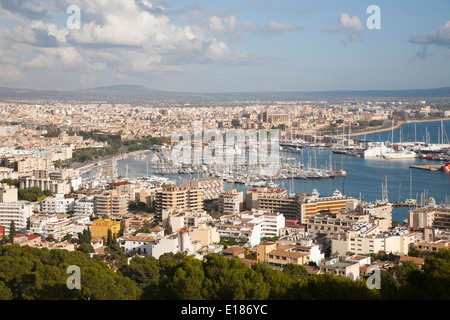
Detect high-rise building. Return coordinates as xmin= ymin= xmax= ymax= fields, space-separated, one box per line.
xmin=245 ymin=188 xmax=287 ymax=210
xmin=218 ymin=189 xmax=244 ymax=215
xmin=0 ymin=201 xmax=33 ymax=235
xmin=182 ymin=177 xmax=224 ymax=200
xmin=246 ymin=188 xmax=357 ymax=223
xmin=155 ymin=186 xmax=203 ymax=221
xmin=96 ymin=190 xmax=128 ymax=218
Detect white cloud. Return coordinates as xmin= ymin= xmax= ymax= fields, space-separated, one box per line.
xmin=23 ymin=53 xmax=55 ymax=69
xmin=409 ymin=20 xmax=450 ymax=47
xmin=263 ymin=22 xmax=297 ymax=34
xmin=0 ymin=64 xmax=25 ymax=83
xmin=327 ymin=13 xmax=365 ymax=42
xmin=0 ymin=0 xmax=273 ymax=88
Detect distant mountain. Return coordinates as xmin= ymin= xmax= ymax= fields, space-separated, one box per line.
xmin=86 ymin=84 xmax=154 ymax=92
xmin=0 ymin=85 xmax=450 ymax=102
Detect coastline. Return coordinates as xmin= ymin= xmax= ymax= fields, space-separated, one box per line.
xmin=348 ymin=117 xmax=450 ymax=138
xmin=71 ymin=149 xmax=151 ymax=174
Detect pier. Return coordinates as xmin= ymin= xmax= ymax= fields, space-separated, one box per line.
xmin=409 ymin=164 xmax=443 ymax=171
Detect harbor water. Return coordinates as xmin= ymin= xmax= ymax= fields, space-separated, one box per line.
xmin=90 ymin=119 xmax=450 ymax=224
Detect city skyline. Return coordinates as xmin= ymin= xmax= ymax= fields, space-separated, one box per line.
xmin=0 ymin=0 xmax=450 ymax=93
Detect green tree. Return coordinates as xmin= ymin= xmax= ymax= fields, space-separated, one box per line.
xmin=282 ymin=263 xmax=309 ymax=281
xmin=408 ymin=247 xmax=421 ymax=257
xmin=107 ymin=229 xmax=113 ymax=247
xmin=62 ymin=233 xmax=73 ymax=242
xmin=164 ymin=221 xmax=172 ymax=235
xmin=0 ymin=281 xmax=13 ymax=300
xmin=77 ymin=243 xmax=95 ymax=254
xmin=9 ymin=221 xmax=16 ymax=239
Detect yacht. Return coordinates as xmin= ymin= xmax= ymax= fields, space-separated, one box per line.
xmin=382 ymin=149 xmax=417 ymax=159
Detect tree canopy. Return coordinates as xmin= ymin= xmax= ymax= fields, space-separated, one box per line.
xmin=0 ymin=245 xmax=449 ymax=300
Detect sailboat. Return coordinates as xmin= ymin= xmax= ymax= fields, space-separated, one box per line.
xmin=382 ymin=119 xmax=417 ymax=159
xmin=336 ymin=152 xmax=347 ymax=176
xmin=405 ymin=170 xmax=417 ymax=205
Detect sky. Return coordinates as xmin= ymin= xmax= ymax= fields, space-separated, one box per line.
xmin=0 ymin=0 xmax=449 ymax=92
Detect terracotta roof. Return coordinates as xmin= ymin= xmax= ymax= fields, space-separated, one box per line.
xmin=151 ymin=226 xmax=165 ymax=232
xmin=14 ymin=233 xmax=26 ymax=237
xmin=269 ymin=249 xmax=308 ymax=259
xmin=399 ymin=256 xmax=425 ymax=265
xmin=222 ymin=246 xmax=246 ymax=255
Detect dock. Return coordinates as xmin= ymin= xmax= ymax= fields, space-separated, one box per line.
xmin=409 ymin=164 xmax=443 ymax=171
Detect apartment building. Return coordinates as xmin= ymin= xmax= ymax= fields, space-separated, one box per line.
xmin=0 ymin=201 xmax=33 ymax=235
xmin=319 ymin=258 xmax=361 ymax=280
xmin=246 ymin=188 xmax=357 ymax=223
xmin=33 ymin=146 xmax=73 ymax=162
xmin=182 ymin=177 xmax=224 ymax=200
xmin=118 ymin=230 xmax=201 ymax=258
xmin=408 ymin=207 xmax=450 ymax=231
xmin=91 ymin=218 xmax=121 ymax=240
xmin=73 ymin=197 xmax=96 ymax=216
xmin=245 ymin=187 xmax=287 ymax=210
xmin=139 ymin=187 xmax=162 ymax=206
xmin=362 ymin=204 xmax=392 ymax=232
xmin=218 ymin=189 xmax=244 ymax=215
xmin=108 ymin=180 xmax=141 ymax=202
xmin=256 ymin=242 xmax=309 ymax=270
xmin=162 ymin=208 xmax=214 ymax=230
xmin=278 ymin=235 xmax=325 ymax=265
xmin=331 ymin=225 xmax=416 ymax=256
xmin=297 ymin=192 xmax=358 ymax=224
xmin=307 ymin=211 xmax=370 ymax=236
xmin=30 ymin=216 xmax=73 ymax=241
xmin=250 ymin=192 xmax=298 ymax=220
xmin=415 ymin=240 xmax=450 ymax=254
xmin=0 ymin=155 xmax=49 ymax=176
xmin=20 ymin=170 xmax=71 ymax=194
xmin=191 ymin=222 xmax=220 ymax=248
xmin=0 ymin=184 xmax=18 ymax=203
xmin=0 ymin=167 xmax=18 ymax=180
xmin=40 ymin=194 xmax=74 ymax=214
xmin=155 ymin=186 xmax=203 ymax=221
xmin=215 ymin=210 xmax=285 ymax=246
xmin=96 ymin=190 xmax=128 ymax=218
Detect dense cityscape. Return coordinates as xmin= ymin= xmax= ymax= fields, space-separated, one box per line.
xmin=1 ymin=0 xmax=450 ymax=312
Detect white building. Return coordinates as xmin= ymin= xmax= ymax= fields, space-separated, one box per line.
xmin=163 ymin=208 xmax=214 ymax=231
xmin=331 ymin=224 xmax=416 ymax=256
xmin=0 ymin=201 xmax=33 ymax=234
xmin=118 ymin=234 xmax=156 ymax=256
xmin=71 ymin=216 xmax=93 ymax=235
xmin=73 ymin=197 xmax=95 ymax=216
xmin=40 ymin=194 xmax=74 ymax=214
xmin=30 ymin=216 xmax=74 ymax=241
xmin=278 ymin=233 xmax=325 ymax=265
xmin=215 ymin=210 xmax=286 ymax=246
xmin=117 ymin=230 xmax=201 ymax=259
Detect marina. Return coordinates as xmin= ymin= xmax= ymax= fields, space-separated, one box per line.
xmin=81 ymin=119 xmax=450 ymax=224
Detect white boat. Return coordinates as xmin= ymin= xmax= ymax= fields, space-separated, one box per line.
xmin=405 ymin=198 xmax=417 ymax=205
xmin=363 ymin=142 xmax=393 ymax=158
xmin=382 ymin=149 xmax=417 ymax=159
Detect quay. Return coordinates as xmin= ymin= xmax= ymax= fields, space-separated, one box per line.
xmin=409 ymin=164 xmax=443 ymax=171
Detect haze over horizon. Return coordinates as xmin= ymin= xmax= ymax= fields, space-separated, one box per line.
xmin=1 ymin=0 xmax=450 ymax=93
